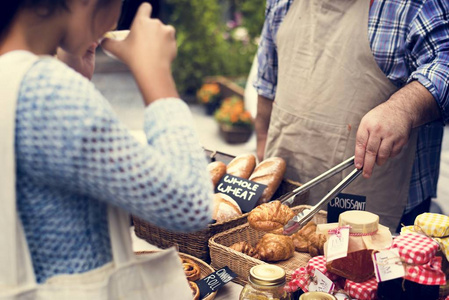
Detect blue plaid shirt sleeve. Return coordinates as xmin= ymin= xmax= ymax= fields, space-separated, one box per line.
xmin=407 ymin=0 xmax=449 ymax=124
xmin=254 ymin=0 xmax=280 ymax=100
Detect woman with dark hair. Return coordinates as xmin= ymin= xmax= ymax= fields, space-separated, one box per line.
xmin=0 ymin=1 xmax=211 ymax=298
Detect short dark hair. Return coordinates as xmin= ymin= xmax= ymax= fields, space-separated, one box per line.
xmin=0 ymin=0 xmax=68 ymax=40
xmin=0 ymin=0 xmax=112 ymax=41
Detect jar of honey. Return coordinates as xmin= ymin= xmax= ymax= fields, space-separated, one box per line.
xmin=239 ymin=265 xmax=291 ymax=300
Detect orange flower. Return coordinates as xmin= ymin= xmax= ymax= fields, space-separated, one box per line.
xmin=197 ymin=83 xmax=221 ymax=104
xmin=214 ymin=96 xmax=253 ymax=128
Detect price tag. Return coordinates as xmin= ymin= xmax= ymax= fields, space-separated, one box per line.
xmin=215 ymin=174 xmax=267 ymax=213
xmin=326 ymin=226 xmax=350 ymax=262
xmin=308 ymin=269 xmax=335 ymax=293
xmin=195 ymin=266 xmax=237 ymax=298
xmin=373 ymin=249 xmax=405 ymax=282
xmin=327 ymin=193 xmax=366 ymax=223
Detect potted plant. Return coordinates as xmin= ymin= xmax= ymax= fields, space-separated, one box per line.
xmin=214 ymin=96 xmax=253 ymax=144
xmin=197 ymin=83 xmax=222 ymax=115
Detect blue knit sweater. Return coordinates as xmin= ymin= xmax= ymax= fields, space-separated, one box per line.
xmin=15 ymin=57 xmax=213 ymax=283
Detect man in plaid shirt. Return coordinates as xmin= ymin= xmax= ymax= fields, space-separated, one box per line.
xmin=254 ymin=0 xmax=449 ymax=231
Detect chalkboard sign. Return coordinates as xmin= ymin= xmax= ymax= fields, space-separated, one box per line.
xmin=196 ymin=266 xmax=238 ymax=299
xmin=215 ymin=174 xmax=267 ymax=213
xmin=327 ymin=192 xmax=366 ymax=223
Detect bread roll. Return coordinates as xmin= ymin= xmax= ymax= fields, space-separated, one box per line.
xmin=249 ymin=157 xmax=286 ymax=205
xmin=212 ymin=193 xmax=242 ymax=223
xmin=248 ymin=200 xmax=295 ymax=233
xmin=226 ymin=153 xmax=256 ymax=179
xmin=207 ymin=161 xmax=227 ymax=188
xmin=256 ymin=233 xmax=295 ymax=262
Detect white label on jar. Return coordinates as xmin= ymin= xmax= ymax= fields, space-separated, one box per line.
xmin=326 ymin=226 xmax=350 ymax=262
xmin=308 ymin=269 xmax=335 ymax=294
xmin=373 ymin=248 xmax=405 ymax=282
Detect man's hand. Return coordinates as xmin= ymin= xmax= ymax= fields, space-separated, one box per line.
xmin=355 ymin=81 xmax=441 ymax=178
xmin=57 ymin=43 xmax=98 ymax=80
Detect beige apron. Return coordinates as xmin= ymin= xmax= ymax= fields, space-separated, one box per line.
xmin=0 ymin=51 xmax=192 ymax=299
xmin=265 ymin=0 xmax=418 ymax=232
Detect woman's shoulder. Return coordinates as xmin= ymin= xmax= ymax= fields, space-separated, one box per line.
xmin=23 ymin=56 xmax=91 ymax=90
xmin=19 ymin=56 xmax=107 ymax=109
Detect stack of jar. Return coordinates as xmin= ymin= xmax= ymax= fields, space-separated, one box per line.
xmin=377 ymin=213 xmax=448 ymax=300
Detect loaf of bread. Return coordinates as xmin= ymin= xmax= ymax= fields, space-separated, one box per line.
xmin=256 ymin=233 xmax=295 ymax=262
xmin=207 ymin=161 xmax=227 ymax=188
xmin=249 ymin=157 xmax=286 ymax=205
xmin=326 ymin=249 xmax=374 ymax=282
xmin=212 ymin=193 xmax=242 ymax=223
xmin=248 ymin=200 xmax=295 ymax=233
xmin=226 ymin=153 xmax=256 ymax=179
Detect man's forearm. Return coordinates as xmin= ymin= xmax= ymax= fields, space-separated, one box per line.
xmin=255 ymin=95 xmax=274 ymax=161
xmin=354 ymin=80 xmax=442 ymax=177
xmin=388 ymin=80 xmax=441 ymax=128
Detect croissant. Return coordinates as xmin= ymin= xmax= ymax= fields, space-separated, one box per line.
xmin=290 ymin=221 xmax=317 ymax=252
xmin=229 ymin=241 xmax=259 ymax=259
xmin=297 ymin=221 xmax=317 ymax=239
xmin=290 ymin=221 xmax=326 ymax=255
xmin=256 ymin=233 xmax=295 ymax=262
xmin=307 ymin=233 xmax=326 ymax=257
xmin=291 ymin=233 xmax=308 ymax=252
xmin=248 ymin=201 xmax=295 ymax=233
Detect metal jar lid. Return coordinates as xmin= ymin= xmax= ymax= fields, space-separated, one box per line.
xmin=249 ymin=265 xmax=286 ymax=286
xmin=299 ymin=291 xmax=337 ymax=300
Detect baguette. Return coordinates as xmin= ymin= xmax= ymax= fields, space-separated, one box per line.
xmin=249 ymin=157 xmax=286 ymax=205
xmin=226 ymin=154 xmax=256 ymax=179
xmin=207 ymin=161 xmax=227 ymax=188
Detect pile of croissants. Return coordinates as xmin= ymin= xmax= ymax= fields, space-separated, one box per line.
xmin=208 ymin=154 xmax=287 ymax=223
xmin=229 ymin=201 xmax=327 ymax=262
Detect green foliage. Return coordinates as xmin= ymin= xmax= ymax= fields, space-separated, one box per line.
xmin=239 ymin=0 xmax=266 ymax=39
xmin=162 ymin=0 xmax=265 ymax=96
xmin=162 ymin=0 xmax=226 ymax=95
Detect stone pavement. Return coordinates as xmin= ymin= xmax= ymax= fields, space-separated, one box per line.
xmin=92 ymin=50 xmax=449 ymax=214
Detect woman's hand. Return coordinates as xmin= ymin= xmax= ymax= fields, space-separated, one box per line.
xmin=101 ymin=3 xmax=178 ymax=104
xmin=57 ymin=43 xmax=98 ymax=80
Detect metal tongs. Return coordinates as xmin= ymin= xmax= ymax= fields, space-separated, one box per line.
xmin=281 ymin=156 xmax=363 ymax=235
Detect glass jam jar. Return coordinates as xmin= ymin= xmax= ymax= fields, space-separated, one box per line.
xmin=239 ymin=265 xmax=291 ymax=300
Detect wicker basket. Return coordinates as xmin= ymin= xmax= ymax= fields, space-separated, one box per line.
xmin=133 ymin=150 xmax=310 ymax=262
xmin=209 ymin=205 xmax=327 ymax=286
xmin=135 ymin=251 xmax=217 ymax=300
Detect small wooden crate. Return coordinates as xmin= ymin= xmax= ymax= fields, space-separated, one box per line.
xmin=208 ymin=205 xmax=327 ymax=286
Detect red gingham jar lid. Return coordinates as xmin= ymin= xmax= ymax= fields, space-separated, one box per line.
xmin=392 ymin=233 xmax=439 ymax=264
